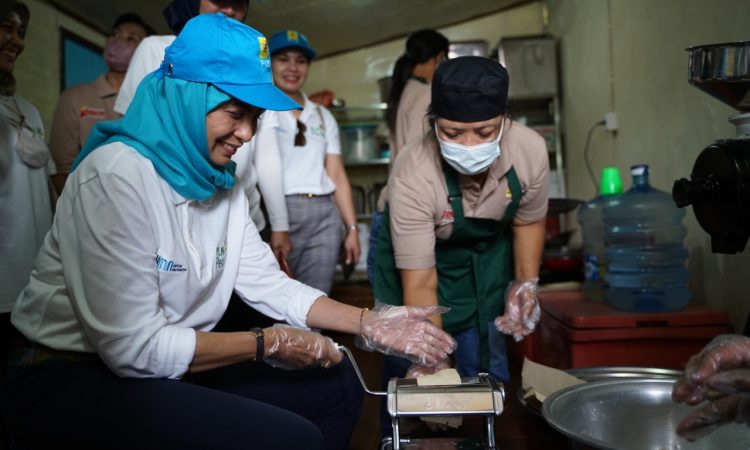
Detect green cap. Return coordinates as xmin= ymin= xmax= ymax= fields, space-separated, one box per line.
xmin=600 ymin=167 xmax=623 ymax=196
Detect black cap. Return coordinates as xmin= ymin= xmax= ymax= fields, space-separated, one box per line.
xmin=431 ymin=56 xmax=509 ymax=122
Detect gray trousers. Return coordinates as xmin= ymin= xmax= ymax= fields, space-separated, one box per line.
xmin=286 ymin=195 xmax=343 ymax=294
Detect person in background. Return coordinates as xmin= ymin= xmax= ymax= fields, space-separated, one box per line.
xmin=672 ymin=334 xmax=750 ymax=441
xmin=49 ymin=13 xmax=152 ymax=195
xmin=0 ymin=1 xmax=53 ymax=381
xmin=115 ymin=0 xmax=292 ymax=262
xmin=0 ymin=14 xmax=455 ymax=450
xmin=374 ymin=57 xmax=548 ymax=429
xmin=367 ymin=29 xmax=449 ymax=284
xmin=257 ymin=29 xmax=360 ymax=294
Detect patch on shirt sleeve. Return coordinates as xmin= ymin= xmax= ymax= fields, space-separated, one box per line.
xmin=215 ymin=244 xmax=226 ymax=269
xmin=155 ymin=254 xmax=187 ymax=272
xmin=438 ymin=206 xmax=454 ymax=225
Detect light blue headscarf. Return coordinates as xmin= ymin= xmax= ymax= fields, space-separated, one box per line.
xmin=73 ymin=70 xmax=235 ymax=201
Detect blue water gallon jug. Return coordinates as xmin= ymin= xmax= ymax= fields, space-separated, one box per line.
xmin=577 ymin=167 xmax=623 ymax=301
xmin=603 ymin=164 xmax=690 ymax=311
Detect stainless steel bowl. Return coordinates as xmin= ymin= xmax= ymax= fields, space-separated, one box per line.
xmin=518 ymin=366 xmax=681 ymax=416
xmin=687 ymin=41 xmax=750 ymax=111
xmin=566 ymin=366 xmax=681 ymax=381
xmin=542 ymin=378 xmax=750 ymax=450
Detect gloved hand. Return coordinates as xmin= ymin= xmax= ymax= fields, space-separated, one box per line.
xmin=263 ymin=324 xmax=342 ymax=370
xmin=672 ymin=334 xmax=750 ymax=441
xmin=405 ymin=358 xmax=452 ymax=379
xmin=356 ymin=304 xmax=456 ymax=367
xmin=494 ymin=278 xmax=540 ymax=342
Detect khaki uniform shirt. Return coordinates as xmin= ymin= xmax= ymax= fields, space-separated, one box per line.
xmin=394 ymin=78 xmax=431 ymax=154
xmin=50 ymin=74 xmax=118 ymax=175
xmin=378 ymin=78 xmax=431 ymax=212
xmin=388 ymin=119 xmax=549 ymax=270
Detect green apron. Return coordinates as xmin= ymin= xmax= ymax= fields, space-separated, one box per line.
xmin=374 ymin=162 xmax=522 ymax=370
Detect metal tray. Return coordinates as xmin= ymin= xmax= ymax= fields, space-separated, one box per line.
xmin=517 ymin=366 xmax=681 ymax=416
xmin=542 ymin=378 xmax=750 ymax=450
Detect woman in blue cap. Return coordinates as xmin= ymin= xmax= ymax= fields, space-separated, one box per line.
xmin=1 ymin=14 xmax=455 ymax=450
xmin=255 ymin=29 xmax=360 ymax=295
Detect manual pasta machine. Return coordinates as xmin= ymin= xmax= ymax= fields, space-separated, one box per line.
xmin=338 ymin=345 xmax=506 ymax=450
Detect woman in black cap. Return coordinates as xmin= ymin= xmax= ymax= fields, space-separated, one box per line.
xmin=373 ymin=56 xmax=548 ymax=392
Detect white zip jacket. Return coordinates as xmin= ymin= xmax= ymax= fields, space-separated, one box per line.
xmin=11 ymin=142 xmax=323 ymax=379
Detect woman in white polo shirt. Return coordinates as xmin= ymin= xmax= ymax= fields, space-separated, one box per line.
xmin=2 ymin=15 xmax=455 ymax=450
xmin=256 ymin=29 xmax=360 ymax=294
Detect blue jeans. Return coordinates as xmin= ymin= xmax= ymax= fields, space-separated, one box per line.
xmin=453 ymin=323 xmax=509 ymax=382
xmin=379 ymin=322 xmax=509 ymax=437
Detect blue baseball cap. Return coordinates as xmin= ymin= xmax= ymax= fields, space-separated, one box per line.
xmin=268 ymin=29 xmax=317 ymax=60
xmin=162 ymin=13 xmax=300 ymax=111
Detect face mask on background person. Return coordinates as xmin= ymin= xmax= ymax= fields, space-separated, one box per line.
xmin=436 ymin=121 xmax=504 ymax=176
xmin=104 ymin=38 xmax=136 ymax=72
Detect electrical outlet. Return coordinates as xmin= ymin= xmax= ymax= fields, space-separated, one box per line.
xmin=604 ymin=112 xmax=618 ymax=132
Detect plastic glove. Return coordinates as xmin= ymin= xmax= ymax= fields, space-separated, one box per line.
xmin=356 ymin=304 xmax=456 ymax=367
xmin=673 ymin=335 xmax=750 ymax=405
xmin=672 ymin=334 xmax=750 ymax=440
xmin=405 ymin=358 xmax=452 ymax=379
xmin=263 ymin=324 xmax=342 ymax=370
xmin=675 ymin=379 xmax=750 ymax=441
xmin=494 ymin=278 xmax=540 ymax=342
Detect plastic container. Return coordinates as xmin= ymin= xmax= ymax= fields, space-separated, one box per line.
xmin=577 ymin=167 xmax=623 ymax=301
xmin=603 ymin=164 xmax=690 ymax=312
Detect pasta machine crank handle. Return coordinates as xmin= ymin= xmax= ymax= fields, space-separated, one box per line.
xmin=337 ymin=344 xmax=387 ymax=396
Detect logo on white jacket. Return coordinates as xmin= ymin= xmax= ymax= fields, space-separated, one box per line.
xmin=216 ymin=244 xmax=226 ymax=269
xmin=155 ymin=254 xmax=187 ymax=272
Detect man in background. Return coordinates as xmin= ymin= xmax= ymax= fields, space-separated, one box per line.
xmin=49 ymin=13 xmax=152 ymax=194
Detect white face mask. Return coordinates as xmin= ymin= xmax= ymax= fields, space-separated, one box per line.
xmin=436 ymin=120 xmax=504 ymax=176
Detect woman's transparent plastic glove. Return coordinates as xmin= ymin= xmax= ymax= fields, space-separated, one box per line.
xmin=672 ymin=334 xmax=750 ymax=440
xmin=263 ymin=324 xmax=342 ymax=370
xmin=405 ymin=358 xmax=452 ymax=379
xmin=355 ymin=304 xmax=456 ymax=367
xmin=494 ymin=278 xmax=540 ymax=342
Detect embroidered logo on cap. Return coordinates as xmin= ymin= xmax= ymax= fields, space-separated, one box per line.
xmin=258 ymin=37 xmax=269 ymax=59
xmin=287 ymin=30 xmax=299 ymax=42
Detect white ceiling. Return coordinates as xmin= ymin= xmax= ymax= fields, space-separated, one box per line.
xmin=47 ymin=0 xmax=531 ymax=58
